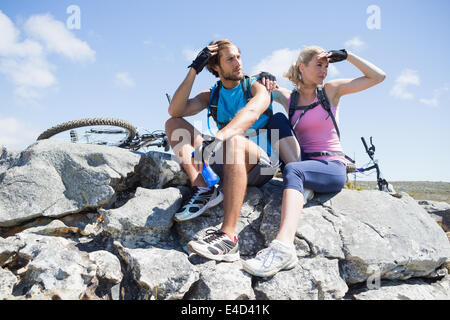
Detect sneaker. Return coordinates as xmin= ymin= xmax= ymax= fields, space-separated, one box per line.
xmin=187 ymin=228 xmax=240 ymax=262
xmin=242 ymin=240 xmax=298 ymax=277
xmin=174 ymin=186 xmax=223 ymax=222
xmin=304 ymin=188 xmax=314 ymax=204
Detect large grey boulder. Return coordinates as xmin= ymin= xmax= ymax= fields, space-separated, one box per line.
xmin=318 ymin=190 xmax=450 ymax=284
xmin=259 ymin=180 xmax=450 ymax=285
xmin=0 ymin=140 xmax=141 ymax=227
xmin=114 ymin=241 xmax=198 ymax=300
xmin=187 ymin=257 xmax=255 ymax=300
xmin=101 ymin=187 xmax=183 ymax=247
xmin=253 ymin=257 xmax=348 ymax=300
xmin=133 ymin=151 xmax=189 ymax=189
xmin=1 ymin=233 xmax=97 ymax=300
xmin=353 ymin=275 xmax=450 ymax=300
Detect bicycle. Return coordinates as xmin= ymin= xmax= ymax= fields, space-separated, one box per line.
xmin=346 ymin=136 xmax=394 ymax=193
xmin=37 ymin=117 xmax=170 ymax=152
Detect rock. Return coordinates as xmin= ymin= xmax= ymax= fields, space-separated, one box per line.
xmin=0 ymin=236 xmax=25 ymax=266
xmin=175 ymin=187 xmax=265 ymax=256
xmin=2 ymin=233 xmax=97 ymax=300
xmin=188 ymin=257 xmax=255 ymax=300
xmin=253 ymin=257 xmax=348 ymax=300
xmin=131 ymin=151 xmax=189 ymax=189
xmin=0 ymin=140 xmax=141 ymax=227
xmin=418 ymin=200 xmax=450 ymax=232
xmin=102 ymin=187 xmax=183 ymax=247
xmin=1 ymin=140 xmax=450 ymax=300
xmin=0 ymin=147 xmax=20 ymax=176
xmin=115 ymin=241 xmax=198 ymax=300
xmin=353 ymin=275 xmax=450 ymax=300
xmin=259 ymin=186 xmax=450 ymax=285
xmin=89 ymin=250 xmax=123 ymax=284
xmin=316 ymin=190 xmax=450 ymax=284
xmin=0 ymin=267 xmax=18 ymax=299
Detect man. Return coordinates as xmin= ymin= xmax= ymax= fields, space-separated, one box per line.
xmin=165 ymin=39 xmax=279 ymax=262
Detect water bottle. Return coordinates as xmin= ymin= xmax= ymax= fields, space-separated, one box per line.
xmin=192 ymin=152 xmax=220 ymax=187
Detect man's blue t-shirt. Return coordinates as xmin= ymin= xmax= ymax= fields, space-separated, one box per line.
xmin=209 ymin=77 xmax=273 ymax=156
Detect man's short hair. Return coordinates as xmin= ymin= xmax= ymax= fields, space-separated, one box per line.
xmin=206 ymin=39 xmax=241 ymax=78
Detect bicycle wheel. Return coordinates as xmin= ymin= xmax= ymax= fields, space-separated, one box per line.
xmin=37 ymin=118 xmax=137 ymax=147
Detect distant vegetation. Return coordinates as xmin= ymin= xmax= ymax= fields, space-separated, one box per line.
xmin=346 ymin=181 xmax=450 ymax=204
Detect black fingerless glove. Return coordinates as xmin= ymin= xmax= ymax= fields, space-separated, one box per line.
xmin=328 ymin=49 xmax=348 ymax=63
xmin=257 ymin=71 xmax=277 ymax=82
xmin=188 ymin=47 xmax=213 ymax=74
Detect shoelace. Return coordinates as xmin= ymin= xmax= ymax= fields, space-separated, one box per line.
xmin=256 ymin=247 xmax=277 ymax=268
xmin=184 ymin=187 xmax=212 ymax=207
xmin=202 ymin=228 xmax=225 ymax=244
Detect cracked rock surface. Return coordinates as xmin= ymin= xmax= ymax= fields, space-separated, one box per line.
xmin=0 ymin=141 xmax=449 ymax=300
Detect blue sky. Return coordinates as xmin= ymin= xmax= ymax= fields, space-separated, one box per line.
xmin=0 ymin=0 xmax=449 ymax=182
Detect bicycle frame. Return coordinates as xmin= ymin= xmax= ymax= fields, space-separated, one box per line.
xmin=356 ymin=137 xmax=390 ymax=192
xmin=121 ymin=131 xmax=169 ymax=151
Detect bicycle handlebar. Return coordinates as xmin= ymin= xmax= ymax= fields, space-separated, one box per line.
xmin=361 ymin=136 xmax=376 ymax=159
xmin=361 ymin=137 xmax=369 ymax=154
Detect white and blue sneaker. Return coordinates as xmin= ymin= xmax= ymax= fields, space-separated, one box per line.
xmin=174 ymin=186 xmax=223 ymax=222
xmin=242 ymin=240 xmax=298 ymax=277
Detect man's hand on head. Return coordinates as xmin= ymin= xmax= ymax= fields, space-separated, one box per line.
xmin=188 ymin=44 xmax=219 ymax=74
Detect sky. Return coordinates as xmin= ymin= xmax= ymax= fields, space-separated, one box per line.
xmin=0 ymin=0 xmax=449 ymax=182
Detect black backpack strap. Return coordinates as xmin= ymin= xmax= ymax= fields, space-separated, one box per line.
xmin=289 ymin=89 xmax=321 ymax=130
xmin=241 ymin=75 xmax=252 ymax=102
xmin=208 ymin=76 xmax=273 ymax=131
xmin=242 ymin=75 xmax=273 ymax=120
xmin=288 ymin=89 xmax=298 ymax=121
xmin=208 ymin=81 xmax=228 ymax=129
xmin=316 ymin=85 xmax=355 ymax=163
xmin=316 ymin=85 xmax=341 ymax=139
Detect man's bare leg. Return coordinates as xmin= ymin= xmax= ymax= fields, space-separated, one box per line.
xmin=165 ymin=117 xmax=206 ymax=187
xmin=220 ymin=135 xmax=260 ymax=240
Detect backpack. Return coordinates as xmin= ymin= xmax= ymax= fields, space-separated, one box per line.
xmin=207 ymin=75 xmax=273 ymax=135
xmin=288 ymin=85 xmax=355 ymax=164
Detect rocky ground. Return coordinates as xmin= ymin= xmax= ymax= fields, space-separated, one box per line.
xmin=1 ymin=141 xmax=449 ymax=300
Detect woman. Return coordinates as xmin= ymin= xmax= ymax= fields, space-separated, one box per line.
xmin=243 ymin=46 xmax=386 ymax=277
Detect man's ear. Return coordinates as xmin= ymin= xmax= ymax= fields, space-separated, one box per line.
xmin=212 ymin=63 xmax=221 ymax=77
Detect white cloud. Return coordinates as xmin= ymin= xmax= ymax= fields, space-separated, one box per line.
xmin=251 ymin=48 xmax=300 ymax=79
xmin=24 ymin=14 xmax=95 ymax=63
xmin=328 ymin=64 xmax=340 ymax=78
xmin=344 ymin=37 xmax=365 ymax=52
xmin=115 ymin=72 xmax=136 ymax=88
xmin=390 ymin=69 xmax=420 ymax=100
xmin=182 ymin=48 xmax=199 ymax=62
xmin=0 ymin=10 xmax=95 ymax=101
xmin=0 ymin=115 xmax=40 ymax=150
xmin=419 ymin=84 xmax=449 ymax=107
xmin=1 ymin=56 xmax=57 ymax=99
xmin=251 ymin=48 xmax=340 ymax=81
